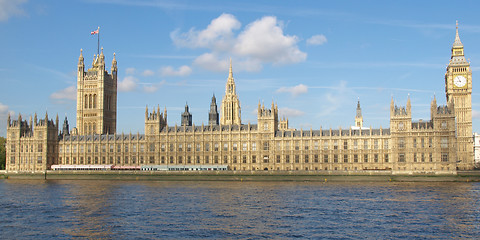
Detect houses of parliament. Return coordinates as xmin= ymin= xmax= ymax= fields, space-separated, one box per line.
xmin=5 ymin=23 xmax=474 ymax=174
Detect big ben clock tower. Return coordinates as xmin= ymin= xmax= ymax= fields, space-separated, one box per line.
xmin=445 ymin=21 xmax=473 ymax=170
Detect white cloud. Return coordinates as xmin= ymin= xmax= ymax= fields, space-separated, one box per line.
xmin=0 ymin=0 xmax=27 ymax=22
xmin=125 ymin=67 xmax=136 ymax=75
xmin=193 ymin=53 xmax=263 ymax=72
xmin=172 ymin=14 xmax=307 ymax=73
xmin=279 ymin=107 xmax=305 ymax=118
xmin=142 ymin=80 xmax=166 ymax=93
xmin=160 ymin=65 xmax=192 ymax=77
xmin=307 ymin=34 xmax=327 ymax=46
xmin=118 ymin=76 xmax=138 ymax=92
xmin=233 ymin=16 xmax=306 ymax=64
xmin=276 ymin=84 xmax=308 ymax=97
xmin=171 ymin=13 xmax=240 ymax=50
xmin=50 ymin=86 xmax=77 ymax=101
xmin=142 ymin=69 xmax=155 ymax=77
xmin=193 ymin=53 xmax=229 ymax=72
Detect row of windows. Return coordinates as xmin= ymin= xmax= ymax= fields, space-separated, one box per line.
xmin=10 ymin=144 xmax=43 ymax=153
xmin=60 ymin=144 xmax=145 ymax=153
xmin=60 ymin=154 xmax=393 ymax=165
xmin=58 ymin=139 xmax=390 ymax=153
xmin=398 ymin=137 xmax=449 ymax=149
xmin=398 ymin=153 xmax=449 ymax=162
xmin=58 ymin=152 xmax=450 ymax=165
xmin=10 ymin=156 xmax=42 ymax=164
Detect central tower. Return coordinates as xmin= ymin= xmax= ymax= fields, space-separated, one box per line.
xmin=76 ymin=48 xmax=117 ymax=135
xmin=220 ymin=60 xmax=241 ymax=125
xmin=445 ymin=22 xmax=473 ymax=170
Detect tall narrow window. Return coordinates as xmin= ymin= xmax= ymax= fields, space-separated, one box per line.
xmin=89 ymin=94 xmax=92 ymax=108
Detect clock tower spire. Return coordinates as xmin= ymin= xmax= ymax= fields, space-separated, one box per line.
xmin=445 ymin=21 xmax=473 ymax=170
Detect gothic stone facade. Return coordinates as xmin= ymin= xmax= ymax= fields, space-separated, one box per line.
xmin=5 ymin=24 xmax=472 ymax=174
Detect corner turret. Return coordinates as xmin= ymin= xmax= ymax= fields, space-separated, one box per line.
xmin=181 ymin=103 xmax=193 ymax=126
xmin=209 ymin=94 xmax=219 ymax=125
xmin=355 ymin=98 xmax=363 ymax=129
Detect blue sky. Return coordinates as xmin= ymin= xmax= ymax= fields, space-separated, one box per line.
xmin=1 ymin=0 xmax=480 ymax=136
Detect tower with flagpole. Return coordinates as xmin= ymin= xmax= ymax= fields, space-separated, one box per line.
xmin=75 ymin=26 xmax=117 ymax=135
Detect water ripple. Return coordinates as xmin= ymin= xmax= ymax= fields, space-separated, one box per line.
xmin=0 ymin=180 xmax=479 ymax=239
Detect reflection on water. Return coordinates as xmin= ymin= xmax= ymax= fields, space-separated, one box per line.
xmin=0 ymin=180 xmax=479 ymax=239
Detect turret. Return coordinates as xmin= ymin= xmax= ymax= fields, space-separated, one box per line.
xmin=257 ymin=99 xmax=278 ymax=132
xmin=406 ymin=94 xmax=411 ymax=115
xmin=99 ymin=47 xmax=105 ymax=67
xmin=164 ymin=107 xmax=167 ymax=124
xmin=355 ymin=98 xmax=363 ymax=128
xmin=208 ymin=94 xmax=219 ymax=125
xmin=181 ymin=103 xmax=192 ymax=126
xmin=430 ymin=95 xmax=437 ymax=120
xmin=78 ymin=49 xmax=84 ymax=72
xmin=111 ymin=52 xmax=117 ymax=74
xmin=62 ymin=116 xmax=70 ymax=136
xmin=390 ymin=97 xmax=412 ymax=132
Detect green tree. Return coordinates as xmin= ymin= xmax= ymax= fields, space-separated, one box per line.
xmin=0 ymin=137 xmax=5 ymax=169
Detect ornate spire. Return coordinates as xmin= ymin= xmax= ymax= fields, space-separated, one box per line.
xmin=209 ymin=93 xmax=219 ymax=125
xmin=111 ymin=52 xmax=117 ymax=73
xmin=390 ymin=96 xmax=395 ymax=114
xmin=211 ymin=93 xmax=216 ymax=103
xmin=78 ymin=49 xmax=84 ymax=68
xmin=181 ymin=102 xmax=192 ymax=126
xmin=63 ymin=116 xmax=70 ymax=136
xmin=99 ymin=47 xmax=105 ymax=66
xmin=355 ymin=98 xmax=363 ymax=128
xmin=406 ymin=94 xmax=411 ymax=114
xmin=228 ymin=58 xmax=233 ymax=79
xmin=221 ymin=59 xmax=241 ymax=125
xmin=356 ymin=98 xmax=362 ymax=118
xmin=453 ymin=20 xmax=463 ymax=48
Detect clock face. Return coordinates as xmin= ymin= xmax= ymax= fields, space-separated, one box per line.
xmin=454 ymin=75 xmax=467 ymax=87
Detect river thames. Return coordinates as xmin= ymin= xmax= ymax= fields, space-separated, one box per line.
xmin=1 ymin=180 xmax=479 ymax=239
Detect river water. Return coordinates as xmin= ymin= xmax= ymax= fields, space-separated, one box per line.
xmin=1 ymin=180 xmax=479 ymax=239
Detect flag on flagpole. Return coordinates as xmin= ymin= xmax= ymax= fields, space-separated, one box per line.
xmin=91 ymin=28 xmax=99 ymax=35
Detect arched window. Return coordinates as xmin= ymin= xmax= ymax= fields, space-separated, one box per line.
xmin=85 ymin=95 xmax=88 ymax=108
xmin=93 ymin=94 xmax=97 ymax=108
xmin=89 ymin=94 xmax=92 ymax=108
xmin=93 ymin=123 xmax=96 ymax=134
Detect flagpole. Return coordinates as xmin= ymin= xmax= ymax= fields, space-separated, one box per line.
xmin=97 ymin=26 xmax=100 ymax=55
